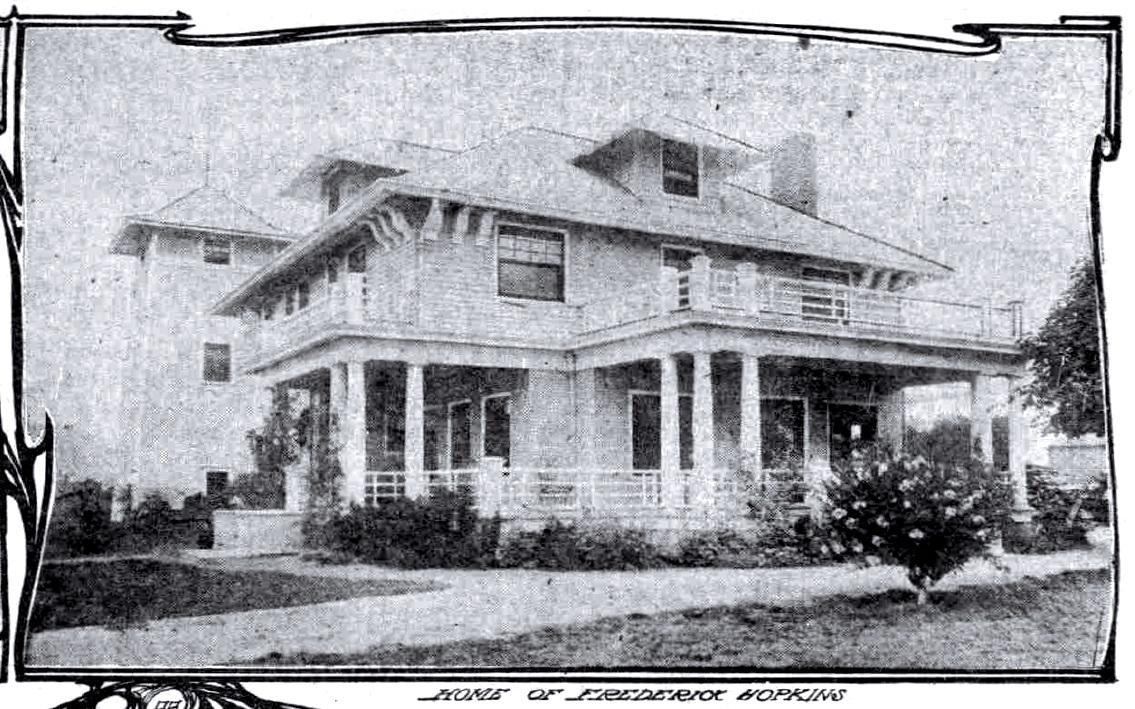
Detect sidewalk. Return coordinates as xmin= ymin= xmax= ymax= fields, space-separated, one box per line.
xmin=26 ymin=548 xmax=1111 ymax=668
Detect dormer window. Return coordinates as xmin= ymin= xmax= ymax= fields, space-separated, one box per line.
xmin=662 ymin=139 xmax=699 ymax=198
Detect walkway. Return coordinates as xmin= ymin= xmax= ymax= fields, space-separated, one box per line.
xmin=26 ymin=548 xmax=1111 ymax=667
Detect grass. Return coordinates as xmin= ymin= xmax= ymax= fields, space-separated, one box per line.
xmin=31 ymin=558 xmax=444 ymax=632
xmin=255 ymin=569 xmax=1112 ymax=669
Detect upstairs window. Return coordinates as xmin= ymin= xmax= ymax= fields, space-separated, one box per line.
xmin=497 ymin=224 xmax=565 ymax=302
xmin=662 ymin=139 xmax=699 ymax=198
xmin=297 ymin=281 xmax=310 ymax=310
xmin=203 ymin=236 xmax=232 ymax=265
xmin=203 ymin=342 xmax=232 ymax=383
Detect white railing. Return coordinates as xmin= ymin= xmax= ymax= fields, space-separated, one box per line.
xmin=502 ymin=468 xmax=664 ymax=510
xmin=576 ymin=262 xmax=1023 ymax=344
xmin=243 ymin=274 xmax=369 ymax=363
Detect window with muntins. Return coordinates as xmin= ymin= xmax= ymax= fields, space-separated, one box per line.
xmin=662 ymin=139 xmax=699 ymax=198
xmin=497 ymin=224 xmax=565 ymax=301
xmin=203 ymin=343 xmax=232 ymax=383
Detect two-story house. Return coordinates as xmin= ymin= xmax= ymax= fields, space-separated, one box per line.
xmin=207 ymin=117 xmax=1032 ymax=548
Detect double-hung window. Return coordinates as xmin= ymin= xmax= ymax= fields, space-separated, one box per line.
xmin=497 ymin=224 xmax=565 ymax=301
xmin=662 ymin=139 xmax=699 ymax=198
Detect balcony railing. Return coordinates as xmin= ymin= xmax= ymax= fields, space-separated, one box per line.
xmin=240 ymin=274 xmax=369 ymax=365
xmin=579 ymin=259 xmax=1024 ymax=344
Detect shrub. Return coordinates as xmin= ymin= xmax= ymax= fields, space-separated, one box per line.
xmin=822 ymin=448 xmax=1011 ymax=603
xmin=676 ymin=522 xmax=827 ymax=569
xmin=320 ymin=490 xmax=500 ymax=569
xmin=1010 ymin=466 xmax=1111 ymax=553
xmin=498 ymin=520 xmax=662 ymax=571
xmin=46 ymin=478 xmax=116 ymax=558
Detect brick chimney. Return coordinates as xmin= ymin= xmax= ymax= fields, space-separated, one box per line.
xmin=769 ymin=133 xmax=818 ymax=216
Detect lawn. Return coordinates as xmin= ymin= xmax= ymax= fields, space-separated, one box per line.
xmin=256 ymin=569 xmax=1112 ymax=669
xmin=31 ymin=558 xmax=444 ymax=632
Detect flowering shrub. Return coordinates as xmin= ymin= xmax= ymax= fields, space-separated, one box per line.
xmin=822 ymin=448 xmax=1011 ymax=603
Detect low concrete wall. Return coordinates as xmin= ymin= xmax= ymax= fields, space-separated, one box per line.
xmin=1048 ymin=437 xmax=1108 ymax=488
xmin=213 ymin=510 xmax=303 ymax=554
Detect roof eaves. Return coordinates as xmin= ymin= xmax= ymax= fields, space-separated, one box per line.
xmin=212 ymin=184 xmax=393 ymax=316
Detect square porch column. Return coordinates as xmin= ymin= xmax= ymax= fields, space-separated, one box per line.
xmin=660 ymin=354 xmax=682 ymax=507
xmin=338 ymin=361 xmax=367 ymax=505
xmin=1006 ymin=376 xmax=1034 ymax=523
xmin=970 ymin=373 xmax=995 ymax=465
xmin=739 ymin=352 xmax=762 ymax=482
xmin=404 ymin=362 xmax=427 ymax=498
xmin=692 ymin=351 xmax=715 ymax=505
xmin=877 ymin=388 xmax=905 ymax=454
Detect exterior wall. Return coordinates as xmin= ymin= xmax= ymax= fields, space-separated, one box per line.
xmin=421 ymin=366 xmax=524 ymax=469
xmin=512 ymin=369 xmax=577 ymax=468
xmin=123 ymin=228 xmax=277 ymax=505
xmin=1047 ymin=436 xmax=1108 ymax=488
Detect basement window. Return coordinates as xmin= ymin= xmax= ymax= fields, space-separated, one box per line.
xmin=662 ymin=139 xmax=699 ymax=198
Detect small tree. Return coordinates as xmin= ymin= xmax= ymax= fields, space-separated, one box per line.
xmin=1019 ymin=257 xmax=1105 ymax=437
xmin=823 ymin=448 xmax=1011 ymax=604
xmin=241 ymin=386 xmax=300 ymax=509
xmin=302 ymin=427 xmax=344 ymax=549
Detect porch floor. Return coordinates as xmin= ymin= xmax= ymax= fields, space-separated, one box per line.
xmin=25 ymin=548 xmax=1110 ymax=667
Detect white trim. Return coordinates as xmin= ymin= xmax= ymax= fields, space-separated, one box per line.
xmin=480 ymin=392 xmax=511 ymax=461
xmin=446 ymin=399 xmax=474 ymax=470
xmin=494 ymin=220 xmax=571 ymax=304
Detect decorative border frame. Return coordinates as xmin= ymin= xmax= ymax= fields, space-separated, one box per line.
xmin=0 ymin=9 xmax=1120 ymax=705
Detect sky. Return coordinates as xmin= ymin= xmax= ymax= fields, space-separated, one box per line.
xmin=18 ymin=20 xmax=1109 ymax=456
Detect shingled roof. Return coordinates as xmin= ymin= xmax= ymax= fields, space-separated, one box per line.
xmin=110 ymin=186 xmax=290 ymax=256
xmin=375 ymin=126 xmax=951 ymax=275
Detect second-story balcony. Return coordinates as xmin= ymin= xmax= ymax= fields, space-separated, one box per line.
xmin=579 ymin=258 xmax=1024 ymax=347
xmin=240 ymin=258 xmax=1022 ymax=371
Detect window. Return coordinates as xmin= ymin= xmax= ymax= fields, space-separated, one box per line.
xmin=284 ymin=290 xmax=295 ymax=316
xmin=297 ymin=281 xmax=310 ymax=310
xmin=482 ymin=394 xmax=511 ymax=466
xmin=497 ymin=224 xmax=565 ymax=301
xmin=327 ymin=256 xmax=340 ymax=284
xmin=205 ymin=470 xmax=230 ymax=508
xmin=203 ymin=236 xmax=232 ymax=265
xmin=448 ymin=401 xmax=473 ymax=469
xmin=662 ymin=139 xmax=699 ymax=198
xmin=203 ymin=342 xmax=232 ymax=383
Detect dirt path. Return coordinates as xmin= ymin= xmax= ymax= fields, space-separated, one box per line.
xmin=26 ymin=548 xmax=1110 ymax=668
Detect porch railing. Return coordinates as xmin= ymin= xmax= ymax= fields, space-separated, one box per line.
xmin=577 ymin=260 xmax=1023 ymax=344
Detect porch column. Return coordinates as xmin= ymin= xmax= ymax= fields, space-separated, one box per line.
xmin=970 ymin=373 xmax=995 ymax=465
xmin=1006 ymin=376 xmax=1034 ymax=522
xmin=404 ymin=362 xmax=426 ymax=498
xmin=739 ymin=352 xmax=762 ymax=483
xmin=341 ymin=361 xmax=367 ymax=505
xmin=576 ymin=368 xmax=598 ymax=469
xmin=692 ymin=351 xmax=715 ymax=505
xmin=660 ymin=354 xmax=681 ymax=507
xmin=877 ymin=388 xmax=905 ymax=454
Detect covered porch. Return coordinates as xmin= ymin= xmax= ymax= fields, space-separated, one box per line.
xmin=255 ymin=336 xmax=1031 ymax=528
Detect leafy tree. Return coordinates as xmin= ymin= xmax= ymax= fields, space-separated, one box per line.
xmin=239 ymin=386 xmax=301 ymax=509
xmin=904 ymin=415 xmax=1008 ymax=471
xmin=1019 ymin=257 xmax=1105 ymax=437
